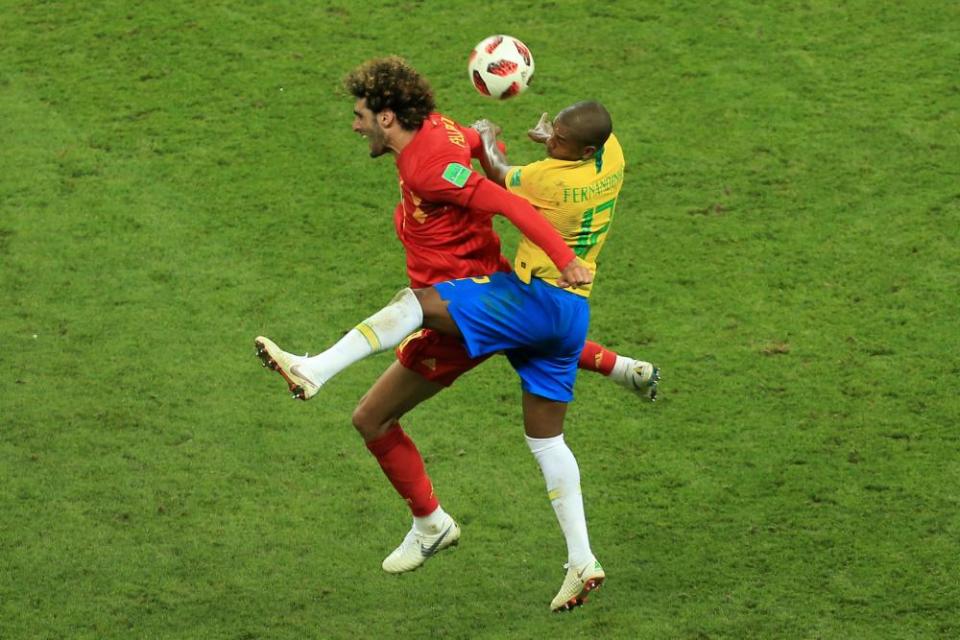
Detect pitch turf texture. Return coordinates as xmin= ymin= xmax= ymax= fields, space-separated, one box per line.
xmin=2 ymin=1 xmax=958 ymax=638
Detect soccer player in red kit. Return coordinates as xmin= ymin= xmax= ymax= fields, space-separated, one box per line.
xmin=255 ymin=57 xmax=658 ymax=582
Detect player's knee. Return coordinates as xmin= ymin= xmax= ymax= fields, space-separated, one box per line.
xmin=350 ymin=402 xmax=374 ymax=433
xmin=351 ymin=400 xmax=392 ymax=440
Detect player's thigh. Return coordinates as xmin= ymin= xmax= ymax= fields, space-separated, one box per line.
xmin=414 ymin=287 xmax=462 ymax=338
xmin=521 ymin=391 xmax=568 ymax=438
xmin=397 ymin=328 xmax=489 ymax=386
xmin=434 ymin=273 xmax=531 ymax=355
xmin=352 ymin=360 xmax=445 ymax=441
xmin=507 ymin=347 xmax=581 ymax=404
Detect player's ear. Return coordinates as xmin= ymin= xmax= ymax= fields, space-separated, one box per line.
xmin=580 ymin=145 xmax=597 ymax=160
xmin=378 ymin=109 xmax=397 ymax=128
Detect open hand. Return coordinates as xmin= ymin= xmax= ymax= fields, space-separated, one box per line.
xmin=471 ymin=118 xmax=501 ymax=140
xmin=527 ymin=112 xmax=553 ymax=143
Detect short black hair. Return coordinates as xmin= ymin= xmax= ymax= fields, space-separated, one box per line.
xmin=559 ymin=101 xmax=613 ymax=150
xmin=344 ymin=57 xmax=435 ymax=131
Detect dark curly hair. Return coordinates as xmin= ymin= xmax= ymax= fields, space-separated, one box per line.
xmin=344 ymin=57 xmax=435 ymax=131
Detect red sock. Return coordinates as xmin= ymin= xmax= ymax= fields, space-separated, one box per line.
xmin=579 ymin=340 xmax=618 ymax=375
xmin=365 ymin=424 xmax=439 ymax=517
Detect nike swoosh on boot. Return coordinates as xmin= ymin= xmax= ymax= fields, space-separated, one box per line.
xmin=420 ymin=525 xmax=452 ymax=557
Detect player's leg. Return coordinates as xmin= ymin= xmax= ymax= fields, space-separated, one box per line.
xmin=428 ymin=274 xmax=606 ymax=604
xmin=424 ymin=281 xmax=660 ymax=399
xmin=353 ymin=361 xmax=444 ymax=518
xmin=352 ymin=359 xmax=444 ymax=443
xmin=428 ymin=273 xmax=605 ymax=607
xmin=578 ymin=339 xmax=619 ymax=375
xmin=578 ymin=339 xmax=661 ymax=401
xmin=352 ymin=360 xmax=461 ymax=573
xmin=255 ymin=286 xmax=457 ymax=400
xmin=520 ymin=391 xmax=605 ymax=612
xmin=497 ymin=284 xmax=602 ymax=611
xmin=413 ymin=286 xmax=460 ymax=336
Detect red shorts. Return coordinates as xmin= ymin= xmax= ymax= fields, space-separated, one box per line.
xmin=395 ymin=328 xmax=492 ymax=386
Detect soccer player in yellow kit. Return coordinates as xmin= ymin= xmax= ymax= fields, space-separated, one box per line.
xmin=465 ymin=102 xmax=625 ymax=610
xmin=475 ymin=105 xmax=624 ymax=299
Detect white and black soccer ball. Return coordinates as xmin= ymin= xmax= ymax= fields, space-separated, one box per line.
xmin=467 ymin=35 xmax=535 ymax=100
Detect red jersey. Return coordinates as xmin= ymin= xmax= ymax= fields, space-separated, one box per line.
xmin=393 ymin=113 xmax=511 ymax=288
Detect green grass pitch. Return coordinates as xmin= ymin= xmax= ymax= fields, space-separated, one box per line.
xmin=2 ymin=1 xmax=958 ymax=638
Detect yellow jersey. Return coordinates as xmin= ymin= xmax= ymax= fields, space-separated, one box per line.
xmin=504 ymin=133 xmax=624 ymax=297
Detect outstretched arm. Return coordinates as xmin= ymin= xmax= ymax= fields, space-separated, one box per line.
xmin=412 ymin=139 xmax=592 ymax=288
xmin=466 ymin=178 xmax=591 ymax=288
xmin=471 ymin=119 xmax=512 ymax=187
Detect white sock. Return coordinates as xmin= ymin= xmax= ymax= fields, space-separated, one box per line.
xmin=300 ymin=288 xmax=423 ymax=384
xmin=610 ymin=354 xmax=633 ymax=380
xmin=414 ymin=505 xmax=449 ymax=535
xmin=525 ymin=434 xmax=593 ymax=568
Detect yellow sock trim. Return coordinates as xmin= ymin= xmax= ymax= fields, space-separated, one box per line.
xmin=355 ymin=322 xmax=381 ymax=351
xmin=547 ymin=484 xmax=580 ymax=501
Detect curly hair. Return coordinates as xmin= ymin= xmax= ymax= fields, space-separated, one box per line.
xmin=344 ymin=57 xmax=435 ymax=131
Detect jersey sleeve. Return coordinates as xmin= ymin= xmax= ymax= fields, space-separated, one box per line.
xmin=408 ymin=155 xmax=485 ymax=209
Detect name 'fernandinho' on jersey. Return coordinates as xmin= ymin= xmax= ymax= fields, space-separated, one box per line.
xmin=562 ymin=166 xmax=624 ymax=204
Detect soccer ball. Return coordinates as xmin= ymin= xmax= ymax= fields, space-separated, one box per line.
xmin=468 ymin=35 xmax=535 ymax=100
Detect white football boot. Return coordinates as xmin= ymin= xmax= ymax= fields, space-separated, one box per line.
xmin=550 ymin=556 xmax=606 ymax=612
xmin=382 ymin=515 xmax=461 ymax=574
xmin=612 ymin=356 xmax=660 ymax=401
xmin=254 ymin=336 xmax=322 ymax=401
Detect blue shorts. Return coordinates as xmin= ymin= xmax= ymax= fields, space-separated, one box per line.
xmin=434 ymin=272 xmax=589 ymax=402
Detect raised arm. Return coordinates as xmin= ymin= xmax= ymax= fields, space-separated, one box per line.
xmin=471 ymin=119 xmax=512 ymax=187
xmin=526 ymin=112 xmax=554 ymax=144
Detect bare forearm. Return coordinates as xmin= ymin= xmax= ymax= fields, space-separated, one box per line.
xmin=476 ymin=130 xmax=512 ymax=187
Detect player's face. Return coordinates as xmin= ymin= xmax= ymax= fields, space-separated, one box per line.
xmin=545 ymin=116 xmax=585 ymax=161
xmin=352 ymin=98 xmax=389 ymax=158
